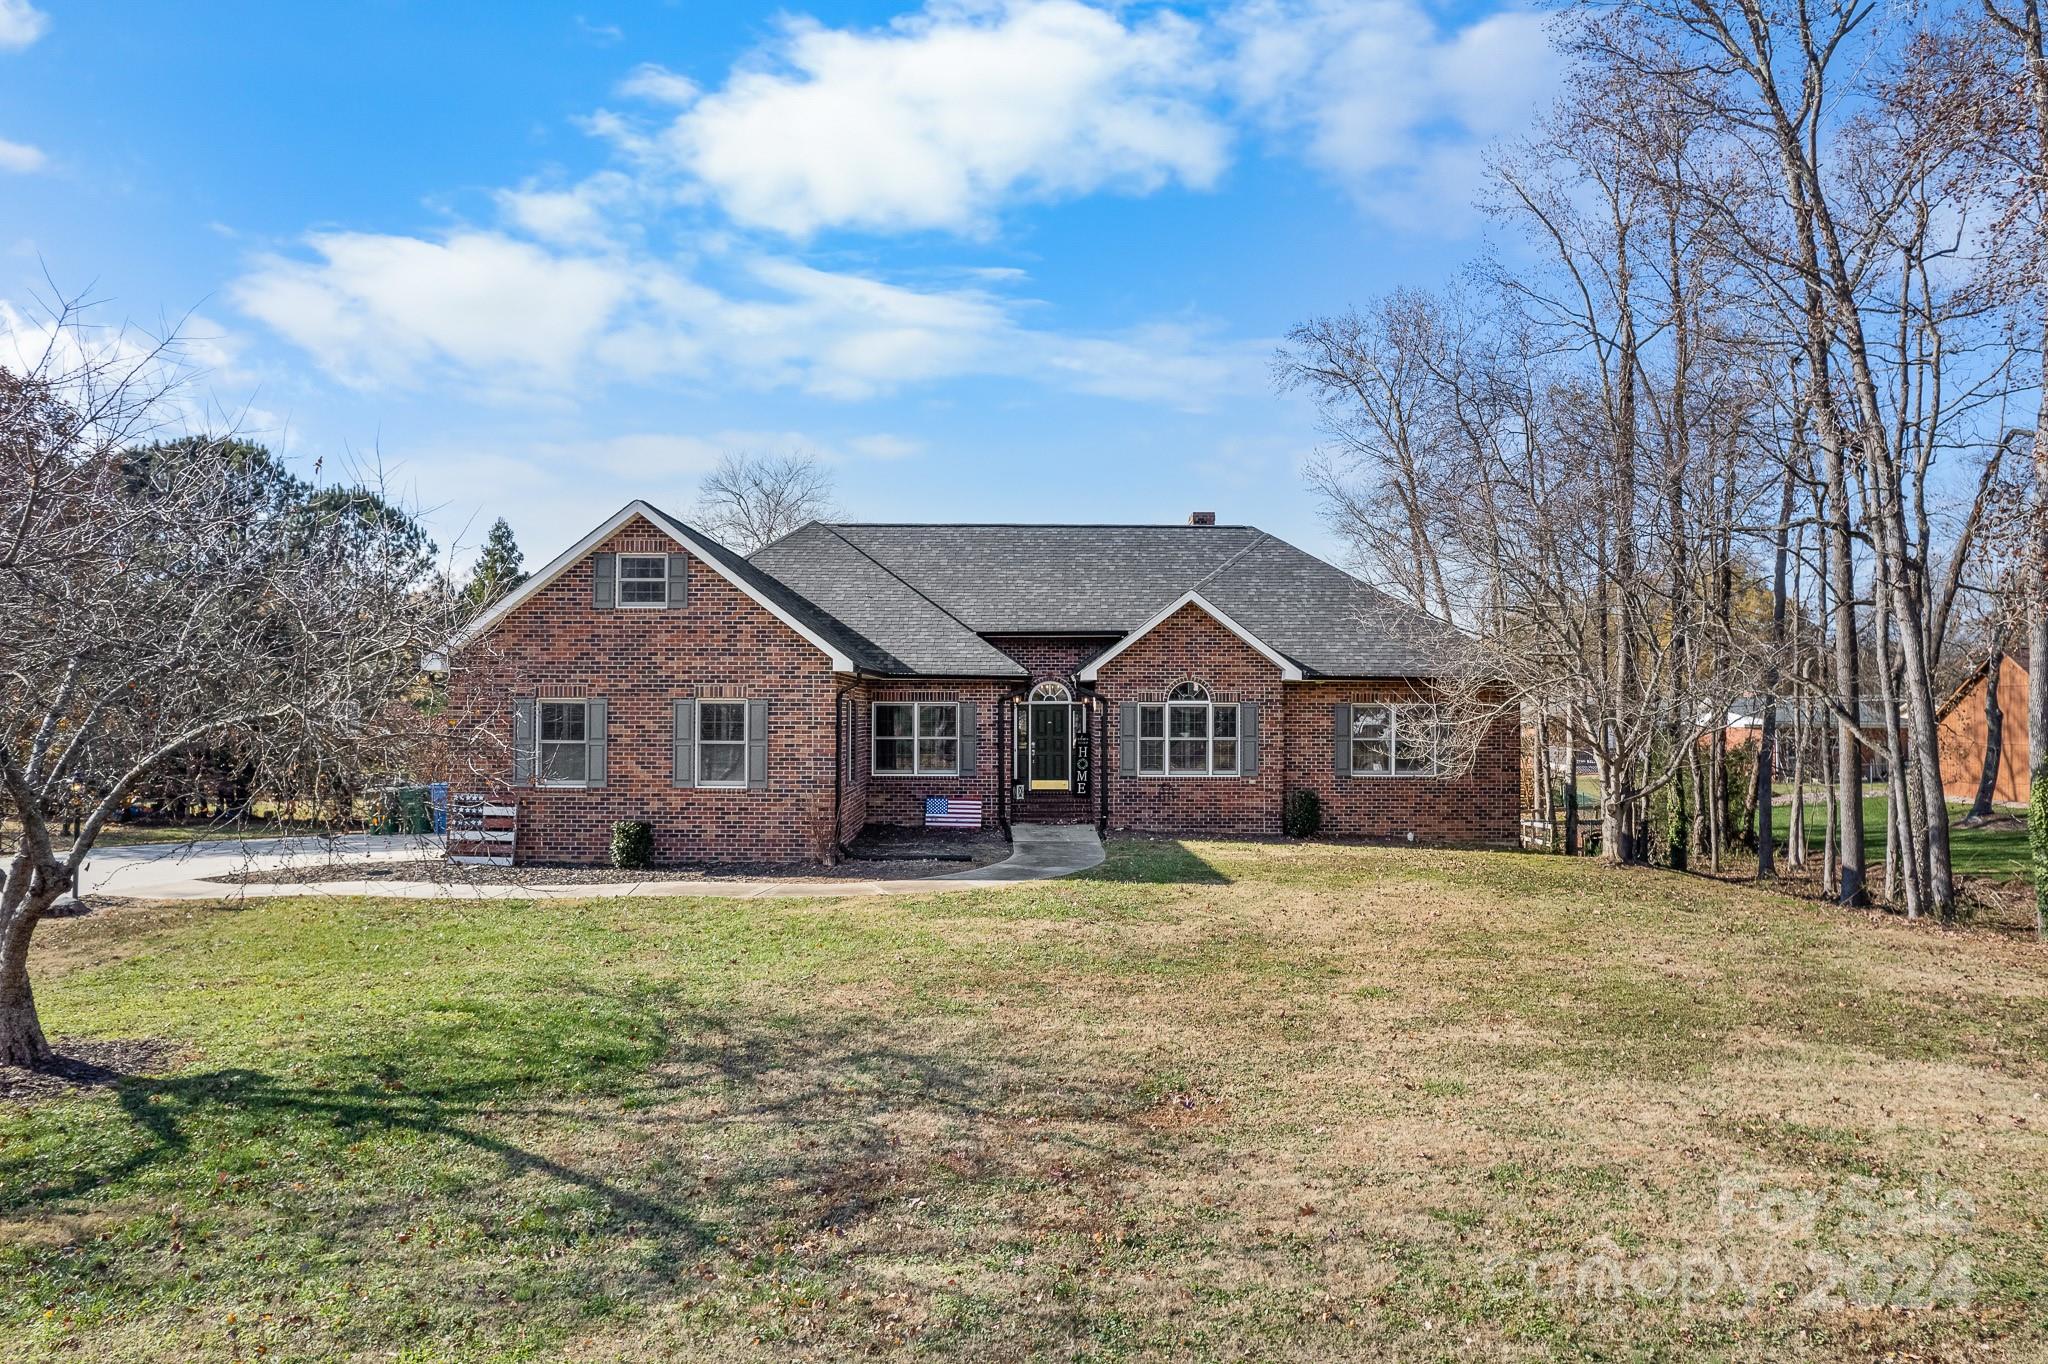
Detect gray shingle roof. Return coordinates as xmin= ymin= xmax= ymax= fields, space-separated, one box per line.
xmin=644 ymin=505 xmax=908 ymax=674
xmin=740 ymin=522 xmax=1025 ymax=676
xmin=747 ymin=521 xmax=1461 ymax=679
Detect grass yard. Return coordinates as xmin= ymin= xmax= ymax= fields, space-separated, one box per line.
xmin=1772 ymin=797 xmax=2033 ymax=878
xmin=3 ymin=840 xmax=2045 ymax=1362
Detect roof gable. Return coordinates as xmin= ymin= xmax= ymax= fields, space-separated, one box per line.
xmin=1077 ymin=593 xmax=1303 ymax=681
xmin=439 ymin=502 xmax=863 ymax=673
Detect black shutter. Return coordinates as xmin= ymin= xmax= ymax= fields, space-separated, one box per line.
xmin=1332 ymin=703 xmax=1352 ymax=776
xmin=1119 ymin=702 xmax=1138 ymax=776
xmin=1240 ymin=701 xmax=1259 ymax=776
xmin=513 ymin=699 xmax=536 ymax=782
xmin=673 ymin=699 xmax=695 ymax=787
xmin=747 ymin=699 xmax=768 ymax=791
xmin=586 ymin=699 xmax=608 ymax=788
xmin=592 ymin=552 xmax=616 ymax=608
xmin=957 ymin=701 xmax=977 ymax=775
xmin=667 ymin=552 xmax=688 ymax=608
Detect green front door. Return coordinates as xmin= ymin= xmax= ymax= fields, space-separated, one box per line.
xmin=1029 ymin=704 xmax=1070 ymax=790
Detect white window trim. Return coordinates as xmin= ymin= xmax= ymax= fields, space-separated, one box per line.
xmin=616 ymin=553 xmax=669 ymax=609
xmin=1349 ymin=703 xmax=1440 ymax=778
xmin=871 ymin=701 xmax=961 ymax=777
xmin=1136 ymin=699 xmax=1240 ymax=778
xmin=537 ymin=698 xmax=591 ymax=789
xmin=696 ymin=697 xmax=749 ymax=789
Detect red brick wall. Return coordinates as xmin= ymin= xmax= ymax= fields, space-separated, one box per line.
xmin=1093 ymin=605 xmax=1519 ymax=844
xmin=987 ymin=635 xmax=1115 ymax=685
xmin=1282 ymin=682 xmax=1519 ymax=845
xmin=852 ymin=680 xmax=1011 ymax=829
xmin=1096 ymin=604 xmax=1286 ymax=835
xmin=447 ymin=516 xmax=845 ymax=865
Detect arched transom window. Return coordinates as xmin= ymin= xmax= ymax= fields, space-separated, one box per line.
xmin=1136 ymin=681 xmax=1238 ymax=776
xmin=1030 ymin=680 xmax=1071 ymax=703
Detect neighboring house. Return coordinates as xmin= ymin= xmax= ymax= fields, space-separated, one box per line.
xmin=1937 ymin=653 xmax=2031 ymax=806
xmin=434 ymin=501 xmax=1521 ymax=865
xmin=1718 ymin=698 xmax=1896 ymax=783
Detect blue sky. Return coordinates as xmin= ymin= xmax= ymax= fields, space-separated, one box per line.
xmin=0 ymin=0 xmax=1557 ymax=567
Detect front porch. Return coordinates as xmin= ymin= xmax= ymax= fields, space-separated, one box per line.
xmin=1000 ymin=679 xmax=1101 ymax=826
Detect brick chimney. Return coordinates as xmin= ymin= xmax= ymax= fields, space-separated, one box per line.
xmin=1187 ymin=511 xmax=1216 ymax=526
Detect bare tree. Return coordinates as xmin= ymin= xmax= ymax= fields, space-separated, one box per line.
xmin=1971 ymin=0 xmax=2048 ymax=938
xmin=694 ymin=451 xmax=840 ymax=553
xmin=0 ymin=302 xmax=459 ymax=1067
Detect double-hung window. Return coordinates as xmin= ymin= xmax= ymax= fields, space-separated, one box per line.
xmin=618 ymin=553 xmax=669 ymax=607
xmin=1137 ymin=682 xmax=1237 ymax=776
xmin=697 ymin=699 xmax=748 ymax=787
xmin=538 ymin=700 xmax=589 ymax=785
xmin=872 ymin=701 xmax=959 ymax=776
xmin=1351 ymin=703 xmax=1439 ymax=776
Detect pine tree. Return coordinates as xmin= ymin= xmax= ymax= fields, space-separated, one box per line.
xmin=463 ymin=518 xmax=527 ymax=610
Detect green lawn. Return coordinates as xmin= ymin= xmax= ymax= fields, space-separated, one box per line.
xmin=1771 ymin=796 xmax=2032 ymax=878
xmin=4 ymin=841 xmax=2045 ymax=1362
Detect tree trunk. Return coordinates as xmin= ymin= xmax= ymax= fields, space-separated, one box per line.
xmin=0 ymin=913 xmax=52 ymax=1068
xmin=1757 ymin=461 xmax=1797 ymax=875
xmin=2014 ymin=0 xmax=2048 ymax=942
xmin=1821 ymin=719 xmax=1839 ymax=898
xmin=1824 ymin=434 xmax=1867 ymax=906
xmin=1789 ymin=723 xmax=1808 ymax=870
xmin=1565 ymin=744 xmax=1583 ymax=856
xmin=1972 ymin=639 xmax=2005 ymax=820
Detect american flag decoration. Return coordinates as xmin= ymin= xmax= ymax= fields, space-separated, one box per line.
xmin=924 ymin=796 xmax=983 ymax=829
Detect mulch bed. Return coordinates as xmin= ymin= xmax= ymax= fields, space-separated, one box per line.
xmin=203 ymin=832 xmax=1009 ymax=889
xmin=0 ymin=1038 xmax=188 ymax=1102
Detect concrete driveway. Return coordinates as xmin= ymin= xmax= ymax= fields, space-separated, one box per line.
xmin=62 ymin=825 xmax=1105 ymax=901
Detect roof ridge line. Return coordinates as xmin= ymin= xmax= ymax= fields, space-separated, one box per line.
xmin=818 ymin=524 xmax=988 ymax=639
xmin=825 ymin=521 xmax=1261 ymax=530
xmin=1186 ymin=529 xmax=1273 ymax=596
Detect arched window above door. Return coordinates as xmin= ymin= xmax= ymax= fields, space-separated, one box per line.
xmin=1030 ymin=680 xmax=1071 ymax=703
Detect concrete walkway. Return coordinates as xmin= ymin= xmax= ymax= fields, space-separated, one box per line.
xmin=70 ymin=825 xmax=1105 ymax=902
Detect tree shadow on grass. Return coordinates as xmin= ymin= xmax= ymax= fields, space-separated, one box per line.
xmin=5 ymin=1002 xmax=1143 ymax=1296
xmin=1077 ymin=837 xmax=1232 ymax=885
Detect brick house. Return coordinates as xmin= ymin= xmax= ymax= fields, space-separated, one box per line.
xmin=434 ymin=501 xmax=1520 ymax=865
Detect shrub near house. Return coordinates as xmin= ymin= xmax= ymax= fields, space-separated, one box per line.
xmin=437 ymin=502 xmax=1519 ymax=865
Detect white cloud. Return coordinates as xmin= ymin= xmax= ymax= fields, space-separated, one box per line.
xmin=846 ymin=432 xmax=923 ymax=461
xmin=231 ymin=227 xmax=1263 ymax=409
xmin=616 ymin=62 xmax=699 ymax=106
xmin=493 ymin=170 xmax=640 ymax=247
xmin=600 ymin=0 xmax=1228 ymax=237
xmin=0 ymin=136 xmax=45 ymax=173
xmin=0 ymin=0 xmax=48 ymax=51
xmin=1222 ymin=0 xmax=1559 ymax=225
xmin=557 ymin=0 xmax=1554 ymax=237
xmin=231 ymin=231 xmax=638 ymax=391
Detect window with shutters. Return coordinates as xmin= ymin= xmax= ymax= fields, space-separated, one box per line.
xmin=872 ymin=701 xmax=959 ymax=775
xmin=1137 ymin=682 xmax=1237 ymax=776
xmin=1351 ymin=703 xmax=1438 ymax=776
xmin=538 ymin=700 xmax=589 ymax=785
xmin=618 ymin=554 xmax=669 ymax=607
xmin=697 ymin=699 xmax=748 ymax=787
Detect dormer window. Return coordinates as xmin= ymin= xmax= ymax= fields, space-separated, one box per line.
xmin=617 ymin=554 xmax=670 ymax=607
